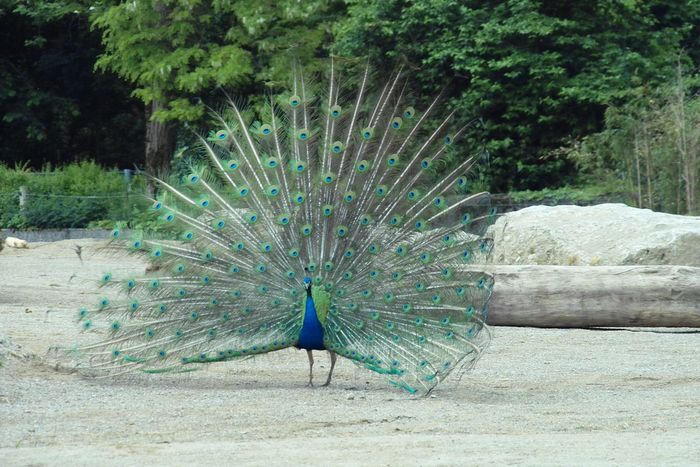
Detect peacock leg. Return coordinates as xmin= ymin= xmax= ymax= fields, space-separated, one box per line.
xmin=321 ymin=351 xmax=337 ymax=387
xmin=306 ymin=349 xmax=314 ymax=387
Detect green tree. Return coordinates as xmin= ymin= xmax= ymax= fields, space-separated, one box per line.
xmin=91 ymin=0 xmax=252 ymax=194
xmin=334 ymin=0 xmax=700 ymax=191
xmin=567 ymin=60 xmax=700 ymax=215
xmin=90 ymin=0 xmax=343 ymax=194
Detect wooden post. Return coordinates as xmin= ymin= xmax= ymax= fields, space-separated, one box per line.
xmin=19 ymin=185 xmax=28 ymax=215
xmin=122 ymin=168 xmax=133 ymax=185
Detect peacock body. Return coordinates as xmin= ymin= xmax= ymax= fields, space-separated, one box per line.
xmin=71 ymin=61 xmax=496 ymax=395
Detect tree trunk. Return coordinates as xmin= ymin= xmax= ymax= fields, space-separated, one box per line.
xmin=144 ymin=99 xmax=177 ymax=198
xmin=482 ymin=265 xmax=700 ymax=328
xmin=677 ymin=158 xmax=683 ymax=214
xmin=633 ymin=132 xmax=643 ymax=207
xmin=670 ymin=58 xmax=698 ymax=215
xmin=684 ymin=140 xmax=697 ymax=214
xmin=642 ymin=120 xmax=653 ymax=209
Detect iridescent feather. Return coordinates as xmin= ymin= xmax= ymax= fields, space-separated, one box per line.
xmin=68 ymin=60 xmax=495 ymax=395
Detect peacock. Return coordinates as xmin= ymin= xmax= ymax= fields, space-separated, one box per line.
xmin=68 ymin=60 xmax=496 ymax=395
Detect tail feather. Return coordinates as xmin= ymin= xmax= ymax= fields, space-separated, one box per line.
xmin=66 ymin=59 xmax=496 ymax=394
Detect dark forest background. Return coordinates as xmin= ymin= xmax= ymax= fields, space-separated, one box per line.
xmin=2 ymin=0 xmax=699 ymax=229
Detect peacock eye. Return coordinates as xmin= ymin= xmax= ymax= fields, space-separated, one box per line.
xmin=331 ymin=141 xmax=344 ymax=153
xmin=84 ymin=64 xmax=496 ymax=393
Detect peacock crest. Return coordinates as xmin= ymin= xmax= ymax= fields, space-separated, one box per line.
xmin=70 ymin=60 xmax=496 ymax=395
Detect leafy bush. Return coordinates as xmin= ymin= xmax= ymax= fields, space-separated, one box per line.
xmin=0 ymin=161 xmax=139 ymax=229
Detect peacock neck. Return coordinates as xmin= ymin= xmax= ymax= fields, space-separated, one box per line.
xmin=297 ymin=285 xmax=326 ymax=350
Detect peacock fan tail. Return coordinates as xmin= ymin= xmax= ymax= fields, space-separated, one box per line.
xmin=67 ymin=60 xmax=496 ymax=395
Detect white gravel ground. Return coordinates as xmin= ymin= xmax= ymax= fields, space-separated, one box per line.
xmin=0 ymin=240 xmax=699 ymax=466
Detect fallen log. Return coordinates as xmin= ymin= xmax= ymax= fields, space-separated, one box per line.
xmin=484 ymin=265 xmax=700 ymax=328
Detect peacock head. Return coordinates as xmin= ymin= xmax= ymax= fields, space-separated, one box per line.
xmin=303 ymin=276 xmax=312 ymax=291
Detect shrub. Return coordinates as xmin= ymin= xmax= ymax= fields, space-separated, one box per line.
xmin=0 ymin=161 xmax=137 ymax=229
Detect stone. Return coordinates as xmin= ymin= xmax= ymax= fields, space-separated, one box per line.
xmin=489 ymin=203 xmax=700 ymax=266
xmin=5 ymin=236 xmax=29 ymax=249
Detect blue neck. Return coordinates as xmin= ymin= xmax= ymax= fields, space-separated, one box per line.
xmin=297 ymin=292 xmax=325 ymax=350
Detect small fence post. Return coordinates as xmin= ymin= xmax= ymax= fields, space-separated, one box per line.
xmin=19 ymin=185 xmax=28 ymax=215
xmin=123 ymin=169 xmax=132 ymax=226
xmin=123 ymin=168 xmax=132 ymax=186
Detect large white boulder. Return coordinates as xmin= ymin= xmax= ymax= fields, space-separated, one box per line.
xmin=489 ymin=203 xmax=700 ymax=266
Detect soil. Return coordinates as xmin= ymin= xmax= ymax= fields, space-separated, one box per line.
xmin=1 ymin=240 xmax=698 ymax=466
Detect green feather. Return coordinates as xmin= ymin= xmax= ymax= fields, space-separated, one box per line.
xmin=63 ymin=59 xmax=495 ymax=396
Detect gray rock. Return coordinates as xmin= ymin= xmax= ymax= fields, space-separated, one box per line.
xmin=489 ymin=203 xmax=700 ymax=266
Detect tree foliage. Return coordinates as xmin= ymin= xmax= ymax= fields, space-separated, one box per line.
xmin=87 ymin=0 xmax=344 ymax=187
xmin=90 ymin=0 xmax=343 ymax=123
xmin=91 ymin=0 xmax=250 ymax=123
xmin=3 ymin=0 xmax=700 ymax=200
xmin=566 ymin=61 xmax=700 ymax=215
xmin=334 ymin=0 xmax=700 ymax=191
xmin=0 ymin=0 xmax=143 ymax=168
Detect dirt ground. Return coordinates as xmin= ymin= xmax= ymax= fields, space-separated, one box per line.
xmin=0 ymin=240 xmax=698 ymax=466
